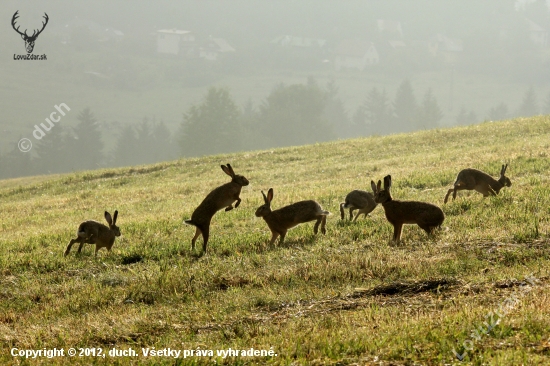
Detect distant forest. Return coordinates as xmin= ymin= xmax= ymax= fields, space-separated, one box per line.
xmin=1 ymin=77 xmax=545 ymax=180
xmin=2 ymin=0 xmax=550 ymax=179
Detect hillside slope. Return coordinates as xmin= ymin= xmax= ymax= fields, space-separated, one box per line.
xmin=1 ymin=117 xmax=550 ymax=364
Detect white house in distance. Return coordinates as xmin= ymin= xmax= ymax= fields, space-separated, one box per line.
xmin=334 ymin=40 xmax=379 ymax=71
xmin=526 ymin=19 xmax=548 ymax=47
xmin=156 ymin=29 xmax=195 ymax=55
xmin=156 ymin=30 xmax=235 ymax=60
xmin=377 ymin=19 xmax=403 ymax=38
xmin=199 ymin=37 xmax=236 ymax=61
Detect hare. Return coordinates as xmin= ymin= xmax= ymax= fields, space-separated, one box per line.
xmin=255 ymin=188 xmax=330 ymax=246
xmin=64 ymin=211 xmax=120 ymax=257
xmin=340 ymin=190 xmax=377 ymax=221
xmin=184 ymin=163 xmax=249 ymax=253
xmin=444 ymin=164 xmax=511 ymax=203
xmin=372 ymin=175 xmax=444 ymax=243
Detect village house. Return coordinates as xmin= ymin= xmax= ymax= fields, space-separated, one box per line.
xmin=333 ymin=40 xmax=379 ymax=71
xmin=156 ymin=30 xmax=235 ymax=61
xmin=156 ymin=29 xmax=196 ymax=56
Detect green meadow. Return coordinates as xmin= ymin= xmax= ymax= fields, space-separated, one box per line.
xmin=1 ymin=117 xmax=549 ymax=365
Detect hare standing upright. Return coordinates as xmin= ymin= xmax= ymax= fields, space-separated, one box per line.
xmin=184 ymin=164 xmax=249 ymax=253
xmin=372 ymin=176 xmax=444 ymax=243
xmin=340 ymin=190 xmax=377 ymax=221
xmin=64 ymin=210 xmax=120 ymax=257
xmin=444 ymin=164 xmax=511 ymax=203
xmin=255 ymin=188 xmax=330 ymax=246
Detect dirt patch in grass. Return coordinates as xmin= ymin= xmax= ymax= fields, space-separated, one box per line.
xmin=352 ymin=278 xmax=459 ymax=297
xmin=190 ymin=276 xmax=548 ymax=335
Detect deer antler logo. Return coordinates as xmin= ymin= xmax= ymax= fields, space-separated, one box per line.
xmin=12 ymin=10 xmax=49 ymax=54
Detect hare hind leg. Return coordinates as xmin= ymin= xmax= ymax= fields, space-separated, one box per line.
xmin=444 ymin=188 xmax=454 ymax=203
xmin=78 ymin=233 xmax=97 ymax=254
xmin=200 ymin=225 xmax=210 ymax=253
xmin=314 ymin=216 xmax=326 ymax=234
xmin=64 ymin=237 xmax=82 ymax=257
xmin=320 ymin=215 xmax=327 ymax=234
xmin=444 ymin=182 xmax=466 ymax=203
xmin=444 ymin=186 xmax=462 ymax=203
xmin=190 ymin=227 xmax=202 ymax=251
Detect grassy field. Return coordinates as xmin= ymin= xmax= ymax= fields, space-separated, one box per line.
xmin=1 ymin=117 xmax=550 ymax=365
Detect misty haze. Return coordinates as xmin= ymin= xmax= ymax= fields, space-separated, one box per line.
xmin=1 ymin=0 xmax=549 ymax=178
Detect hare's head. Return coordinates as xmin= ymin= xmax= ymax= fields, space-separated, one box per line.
xmin=499 ymin=164 xmax=512 ymax=188
xmin=105 ymin=210 xmax=121 ymax=237
xmin=371 ymin=175 xmax=393 ymax=204
xmin=255 ymin=188 xmax=273 ymax=217
xmin=222 ymin=164 xmax=249 ymax=187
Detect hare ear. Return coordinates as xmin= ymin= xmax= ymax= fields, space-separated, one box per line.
xmin=221 ymin=164 xmax=233 ymax=177
xmin=384 ymin=175 xmax=392 ymax=190
xmin=226 ymin=163 xmax=235 ymax=175
xmin=105 ymin=211 xmax=113 ymax=225
xmin=371 ymin=180 xmax=378 ymax=193
xmin=113 ymin=210 xmax=118 ymax=224
xmin=267 ymin=188 xmax=274 ymax=203
xmin=376 ymin=180 xmax=382 ymax=192
xmin=261 ymin=190 xmax=268 ymax=203
xmin=501 ymin=164 xmax=507 ymax=176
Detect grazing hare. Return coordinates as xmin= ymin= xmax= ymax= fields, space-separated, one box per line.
xmin=255 ymin=188 xmax=330 ymax=246
xmin=340 ymin=190 xmax=377 ymax=221
xmin=372 ymin=176 xmax=444 ymax=243
xmin=64 ymin=211 xmax=120 ymax=257
xmin=444 ymin=164 xmax=511 ymax=203
xmin=184 ymin=164 xmax=249 ymax=253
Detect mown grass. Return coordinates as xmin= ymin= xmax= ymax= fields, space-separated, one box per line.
xmin=1 ymin=117 xmax=550 ymax=365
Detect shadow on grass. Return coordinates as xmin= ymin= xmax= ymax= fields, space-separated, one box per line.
xmin=353 ymin=278 xmax=460 ymax=297
xmin=120 ymin=253 xmax=143 ymax=265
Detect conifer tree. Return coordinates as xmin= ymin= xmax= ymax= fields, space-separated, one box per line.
xmin=415 ymin=88 xmax=443 ymax=130
xmin=33 ymin=126 xmax=69 ymax=174
xmin=517 ymin=86 xmax=539 ymax=117
xmin=179 ymin=87 xmax=243 ymax=157
xmin=258 ymin=79 xmax=334 ymax=147
xmin=113 ymin=124 xmax=139 ymax=167
xmin=67 ymin=108 xmax=104 ymax=170
xmin=151 ymin=120 xmax=174 ymax=162
xmin=364 ymin=87 xmax=393 ymax=135
xmin=488 ymin=103 xmax=509 ymax=121
xmin=324 ymin=80 xmax=351 ymax=138
xmin=1 ymin=139 xmax=33 ymax=178
xmin=393 ymin=79 xmax=418 ymax=132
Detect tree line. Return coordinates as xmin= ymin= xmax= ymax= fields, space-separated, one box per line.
xmin=1 ymin=79 xmax=547 ymax=180
xmin=0 ymin=109 xmax=176 ymax=180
